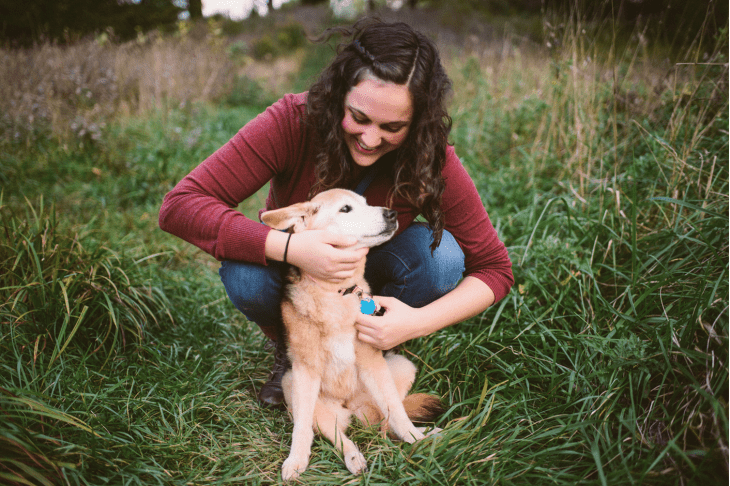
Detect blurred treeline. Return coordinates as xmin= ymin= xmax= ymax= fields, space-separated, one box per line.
xmin=0 ymin=0 xmax=188 ymax=46
xmin=1 ymin=0 xmax=726 ymax=47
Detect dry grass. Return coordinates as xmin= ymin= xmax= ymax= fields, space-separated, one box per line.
xmin=445 ymin=12 xmax=726 ymax=202
xmin=1 ymin=34 xmax=236 ymax=143
xmin=0 ymin=25 xmax=302 ymax=145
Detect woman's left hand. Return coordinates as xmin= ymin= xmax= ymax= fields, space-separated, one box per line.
xmin=354 ymin=296 xmax=424 ymax=350
xmin=355 ymin=277 xmax=496 ymax=351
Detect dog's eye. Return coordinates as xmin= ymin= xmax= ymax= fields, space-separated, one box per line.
xmin=339 ymin=205 xmax=352 ymax=213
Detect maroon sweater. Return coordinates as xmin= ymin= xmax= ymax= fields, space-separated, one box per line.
xmin=159 ymin=92 xmax=514 ymax=302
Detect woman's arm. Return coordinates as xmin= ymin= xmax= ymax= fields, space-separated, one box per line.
xmin=438 ymin=148 xmax=514 ymax=301
xmin=159 ymin=94 xmax=304 ymax=265
xmin=354 ymin=276 xmax=494 ymax=350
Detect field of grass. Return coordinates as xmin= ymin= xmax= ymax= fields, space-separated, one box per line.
xmin=1 ymin=5 xmax=727 ymax=485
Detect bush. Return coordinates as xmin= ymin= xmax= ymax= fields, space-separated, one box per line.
xmin=223 ymin=75 xmax=276 ymax=108
xmin=251 ymin=22 xmax=306 ymax=60
xmin=252 ymin=34 xmax=278 ymax=60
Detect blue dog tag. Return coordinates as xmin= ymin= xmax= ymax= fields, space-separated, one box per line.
xmin=360 ymin=299 xmax=377 ymax=315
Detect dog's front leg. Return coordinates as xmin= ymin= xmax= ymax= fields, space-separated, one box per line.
xmin=282 ymin=363 xmax=321 ymax=481
xmin=357 ymin=348 xmax=425 ymax=444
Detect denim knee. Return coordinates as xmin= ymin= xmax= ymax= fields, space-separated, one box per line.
xmin=219 ymin=260 xmax=286 ymax=330
xmin=365 ymin=223 xmax=465 ymax=308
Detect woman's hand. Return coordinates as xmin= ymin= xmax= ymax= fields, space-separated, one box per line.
xmin=354 ymin=296 xmax=423 ymax=350
xmin=286 ymin=230 xmax=369 ymax=283
xmin=355 ymin=278 xmax=496 ymax=350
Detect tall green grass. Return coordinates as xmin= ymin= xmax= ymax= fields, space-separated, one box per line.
xmin=439 ymin=9 xmax=728 ymax=484
xmin=0 ymin=5 xmax=727 ymax=486
xmin=0 ymin=195 xmax=171 ymax=356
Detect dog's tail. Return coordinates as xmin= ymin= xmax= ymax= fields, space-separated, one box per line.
xmin=355 ymin=393 xmax=444 ymax=427
xmin=403 ymin=393 xmax=445 ymax=423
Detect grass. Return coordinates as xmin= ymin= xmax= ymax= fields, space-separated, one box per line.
xmin=0 ymin=4 xmax=727 ymax=485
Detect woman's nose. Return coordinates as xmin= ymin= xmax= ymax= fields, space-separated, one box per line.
xmin=360 ymin=126 xmax=381 ymax=148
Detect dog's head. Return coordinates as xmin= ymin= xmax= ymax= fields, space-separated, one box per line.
xmin=261 ymin=189 xmax=398 ymax=248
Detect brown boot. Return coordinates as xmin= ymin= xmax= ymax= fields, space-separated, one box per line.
xmin=257 ymin=339 xmax=290 ymax=408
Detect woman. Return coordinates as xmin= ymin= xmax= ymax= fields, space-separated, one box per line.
xmin=159 ymin=18 xmax=514 ymax=407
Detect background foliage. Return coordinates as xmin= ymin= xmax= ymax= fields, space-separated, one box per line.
xmin=2 ymin=0 xmax=727 ymax=46
xmin=0 ymin=0 xmax=183 ymax=46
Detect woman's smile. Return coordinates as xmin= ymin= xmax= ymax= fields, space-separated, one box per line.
xmin=355 ymin=139 xmax=378 ymax=153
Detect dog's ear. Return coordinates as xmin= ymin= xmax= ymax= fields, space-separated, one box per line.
xmin=261 ymin=202 xmax=317 ymax=233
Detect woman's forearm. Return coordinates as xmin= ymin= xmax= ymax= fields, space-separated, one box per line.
xmin=412 ymin=276 xmax=496 ymax=338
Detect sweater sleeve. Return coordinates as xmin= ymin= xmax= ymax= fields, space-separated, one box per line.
xmin=158 ymin=94 xmax=305 ymax=265
xmin=441 ymin=147 xmax=514 ymax=303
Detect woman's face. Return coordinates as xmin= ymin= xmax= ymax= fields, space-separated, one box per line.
xmin=342 ymin=76 xmax=413 ymax=168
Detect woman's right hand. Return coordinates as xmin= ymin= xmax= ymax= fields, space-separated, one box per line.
xmin=284 ymin=230 xmax=369 ymax=283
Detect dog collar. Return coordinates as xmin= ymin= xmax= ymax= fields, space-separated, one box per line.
xmin=301 ymin=275 xmax=382 ymax=315
xmin=339 ymin=285 xmax=364 ymax=297
xmin=339 ymin=285 xmax=382 ymax=315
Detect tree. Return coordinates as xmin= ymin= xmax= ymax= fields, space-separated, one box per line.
xmin=188 ymin=0 xmax=202 ymax=19
xmin=0 ymin=0 xmax=119 ymax=45
xmin=0 ymin=0 xmax=182 ymax=46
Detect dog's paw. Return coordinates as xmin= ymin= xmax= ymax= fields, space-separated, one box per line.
xmin=344 ymin=449 xmax=367 ymax=475
xmin=402 ymin=427 xmax=426 ymax=444
xmin=282 ymin=455 xmax=309 ymax=482
xmin=418 ymin=426 xmax=443 ymax=438
xmin=390 ymin=425 xmax=426 ymax=444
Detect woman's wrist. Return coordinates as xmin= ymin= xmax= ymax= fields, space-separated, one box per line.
xmin=282 ymin=233 xmax=292 ymax=263
xmin=264 ymin=229 xmax=291 ymax=262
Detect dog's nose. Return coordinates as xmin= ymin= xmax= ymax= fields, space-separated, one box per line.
xmin=384 ymin=209 xmax=397 ymax=222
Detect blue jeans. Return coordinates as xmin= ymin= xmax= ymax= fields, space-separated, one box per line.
xmin=219 ymin=223 xmax=465 ymax=341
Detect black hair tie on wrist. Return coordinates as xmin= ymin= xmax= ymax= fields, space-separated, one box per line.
xmin=283 ymin=233 xmax=292 ymax=263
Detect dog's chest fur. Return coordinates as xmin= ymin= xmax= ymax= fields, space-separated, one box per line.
xmin=282 ymin=276 xmax=367 ymax=400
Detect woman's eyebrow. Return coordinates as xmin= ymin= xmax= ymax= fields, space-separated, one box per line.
xmin=347 ymin=106 xmax=370 ymax=119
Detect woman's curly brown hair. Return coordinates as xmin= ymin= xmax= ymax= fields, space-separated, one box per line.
xmin=306 ymin=18 xmax=453 ymax=252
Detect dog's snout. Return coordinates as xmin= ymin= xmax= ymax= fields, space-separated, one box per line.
xmin=384 ymin=209 xmax=397 ymax=222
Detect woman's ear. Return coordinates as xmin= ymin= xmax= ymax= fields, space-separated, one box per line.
xmin=261 ymin=202 xmax=316 ymax=233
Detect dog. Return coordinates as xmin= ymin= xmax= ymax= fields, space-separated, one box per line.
xmin=261 ymin=188 xmax=443 ymax=481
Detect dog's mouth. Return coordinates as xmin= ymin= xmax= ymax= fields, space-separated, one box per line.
xmin=370 ymin=221 xmax=398 ymax=236
xmin=356 ymin=223 xmax=398 ymax=247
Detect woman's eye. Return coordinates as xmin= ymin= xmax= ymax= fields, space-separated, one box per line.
xmin=340 ymin=205 xmax=352 ymax=213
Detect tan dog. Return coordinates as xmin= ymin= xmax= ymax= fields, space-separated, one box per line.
xmin=262 ymin=189 xmax=442 ymax=481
